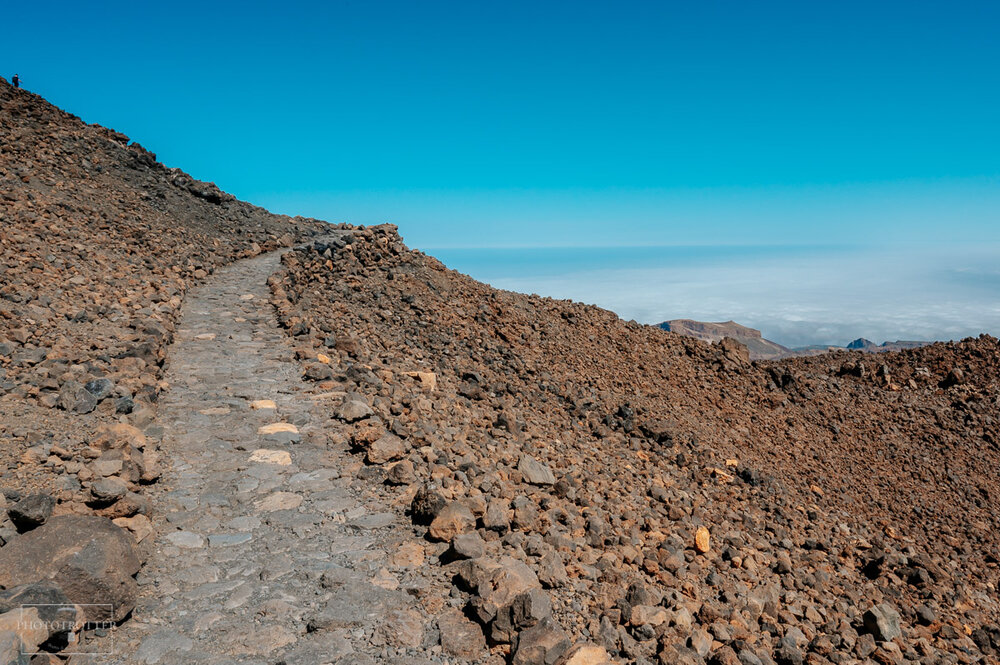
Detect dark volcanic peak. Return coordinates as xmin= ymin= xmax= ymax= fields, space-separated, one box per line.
xmin=846 ymin=338 xmax=876 ymax=350
xmin=273 ymin=224 xmax=1000 ymax=664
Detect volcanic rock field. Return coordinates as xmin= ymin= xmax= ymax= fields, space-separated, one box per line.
xmin=1 ymin=77 xmax=999 ymax=665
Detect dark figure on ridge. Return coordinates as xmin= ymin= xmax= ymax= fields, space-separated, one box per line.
xmin=12 ymin=74 xmax=19 ymax=89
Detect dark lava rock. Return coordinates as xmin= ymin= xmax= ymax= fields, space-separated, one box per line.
xmin=0 ymin=514 xmax=141 ymax=622
xmin=410 ymin=485 xmax=447 ymax=525
xmin=84 ymin=378 xmax=115 ymax=400
xmin=115 ymin=395 xmax=135 ymax=414
xmin=8 ymin=493 xmax=55 ymax=531
xmin=58 ymin=380 xmax=97 ymax=413
xmin=512 ymin=616 xmax=571 ymax=665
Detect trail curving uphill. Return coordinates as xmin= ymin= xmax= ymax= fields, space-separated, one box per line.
xmin=104 ymin=243 xmax=434 ymax=665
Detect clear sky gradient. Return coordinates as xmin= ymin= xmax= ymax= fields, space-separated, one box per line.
xmin=4 ymin=1 xmax=998 ymax=249
xmin=4 ymin=2 xmax=999 ymax=344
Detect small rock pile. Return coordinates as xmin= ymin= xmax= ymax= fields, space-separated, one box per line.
xmin=271 ymin=224 xmax=1000 ymax=664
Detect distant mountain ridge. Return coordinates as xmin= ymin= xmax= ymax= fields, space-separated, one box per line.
xmin=659 ymin=319 xmax=790 ymax=360
xmin=844 ymin=337 xmax=930 ymax=353
xmin=659 ymin=319 xmax=931 ymax=360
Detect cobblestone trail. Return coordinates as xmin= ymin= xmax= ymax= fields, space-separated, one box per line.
xmin=104 ymin=245 xmax=431 ymax=664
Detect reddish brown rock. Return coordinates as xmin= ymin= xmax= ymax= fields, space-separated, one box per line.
xmin=437 ymin=608 xmax=486 ymax=658
xmin=428 ymin=501 xmax=476 ymax=542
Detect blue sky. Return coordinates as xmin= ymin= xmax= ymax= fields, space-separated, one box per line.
xmin=4 ymin=1 xmax=998 ymax=248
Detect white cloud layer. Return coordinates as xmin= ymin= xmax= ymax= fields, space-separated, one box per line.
xmin=437 ymin=244 xmax=1000 ymax=348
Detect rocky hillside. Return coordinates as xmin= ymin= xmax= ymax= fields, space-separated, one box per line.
xmin=0 ymin=77 xmax=328 ymax=652
xmin=272 ymin=225 xmax=1000 ymax=665
xmin=844 ymin=339 xmax=930 ymax=354
xmin=4 ymin=77 xmax=999 ymax=665
xmin=660 ymin=322 xmax=931 ymax=361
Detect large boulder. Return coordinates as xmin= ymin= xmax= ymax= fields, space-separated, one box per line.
xmin=437 ymin=608 xmax=487 ymax=658
xmin=366 ymin=433 xmax=406 ymax=465
xmin=428 ymin=501 xmax=476 ymax=542
xmin=0 ymin=515 xmax=140 ymax=622
xmin=491 ymin=588 xmax=552 ymax=643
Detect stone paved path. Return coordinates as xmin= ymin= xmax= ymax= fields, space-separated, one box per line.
xmin=101 ymin=245 xmax=435 ymax=664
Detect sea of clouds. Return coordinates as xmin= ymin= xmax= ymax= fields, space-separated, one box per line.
xmin=434 ymin=244 xmax=1000 ymax=348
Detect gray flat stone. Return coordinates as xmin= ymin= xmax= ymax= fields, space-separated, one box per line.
xmin=136 ymin=630 xmax=194 ymax=664
xmin=164 ymin=531 xmax=204 ymax=549
xmin=348 ymin=512 xmax=396 ymax=530
xmin=208 ymin=533 xmax=253 ymax=547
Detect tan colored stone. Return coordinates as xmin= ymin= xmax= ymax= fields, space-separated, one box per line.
xmin=250 ymin=399 xmax=277 ymax=410
xmin=630 ymin=605 xmax=668 ymax=627
xmin=428 ymin=501 xmax=476 ymax=542
xmin=199 ymin=406 xmax=231 ymax=415
xmin=404 ymin=370 xmax=436 ymax=391
xmin=255 ymin=492 xmax=303 ymax=512
xmin=438 ymin=608 xmax=486 ymax=658
xmin=389 ymin=542 xmax=425 ymax=568
xmin=90 ymin=459 xmax=123 ymax=477
xmin=113 ymin=514 xmax=154 ymax=542
xmin=230 ymin=623 xmax=297 ymax=655
xmin=101 ymin=423 xmax=149 ymax=450
xmin=370 ymin=567 xmax=399 ymax=590
xmin=249 ymin=449 xmax=292 ymax=465
xmin=258 ymin=422 xmax=298 ymax=435
xmin=367 ymin=433 xmax=406 ymax=465
xmin=560 ymin=643 xmax=613 ymax=665
xmin=695 ymin=526 xmax=711 ymax=553
xmin=380 ymin=607 xmax=425 ymax=648
xmin=139 ymin=451 xmax=162 ymax=482
xmin=0 ymin=607 xmax=56 ymax=653
xmin=463 ymin=556 xmax=541 ymax=624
